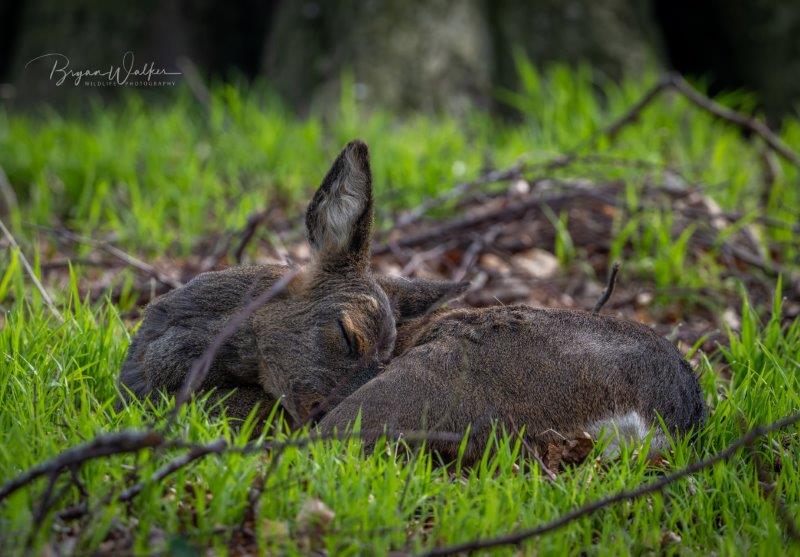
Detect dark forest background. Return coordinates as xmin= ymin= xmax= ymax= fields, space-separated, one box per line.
xmin=1 ymin=0 xmax=799 ymax=123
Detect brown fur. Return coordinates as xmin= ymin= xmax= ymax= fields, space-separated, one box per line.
xmin=120 ymin=138 xmax=705 ymax=462
xmin=318 ymin=305 xmax=707 ymax=463
xmin=118 ymin=141 xmax=467 ymax=426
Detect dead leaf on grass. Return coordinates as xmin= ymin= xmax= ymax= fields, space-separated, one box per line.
xmin=544 ymin=431 xmax=594 ymax=472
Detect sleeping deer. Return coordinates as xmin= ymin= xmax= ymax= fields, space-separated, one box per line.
xmin=119 ymin=140 xmax=467 ymax=426
xmin=319 ymin=247 xmax=707 ymax=461
xmin=320 ymin=305 xmax=707 ymax=462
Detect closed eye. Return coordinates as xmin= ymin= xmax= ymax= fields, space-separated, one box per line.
xmin=337 ymin=318 xmax=356 ymax=356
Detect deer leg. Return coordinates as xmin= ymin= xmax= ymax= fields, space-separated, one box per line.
xmin=318 ymin=362 xmax=494 ymax=463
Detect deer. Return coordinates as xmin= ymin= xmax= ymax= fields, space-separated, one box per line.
xmin=318 ymin=254 xmax=707 ymax=463
xmin=120 ymin=139 xmax=706 ymax=463
xmin=118 ymin=140 xmax=468 ymax=427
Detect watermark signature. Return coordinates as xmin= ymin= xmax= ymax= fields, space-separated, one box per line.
xmin=25 ymin=52 xmax=181 ymax=87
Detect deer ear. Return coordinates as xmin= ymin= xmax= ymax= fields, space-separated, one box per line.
xmin=377 ymin=276 xmax=470 ymax=321
xmin=305 ymin=140 xmax=373 ymax=269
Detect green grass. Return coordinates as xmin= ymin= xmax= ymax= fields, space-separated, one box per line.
xmin=2 ymin=63 xmax=798 ymax=265
xmin=0 ymin=264 xmax=798 ymax=554
xmin=1 ymin=62 xmax=800 ymax=554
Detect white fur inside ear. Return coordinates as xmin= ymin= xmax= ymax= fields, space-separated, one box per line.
xmin=316 ymin=148 xmax=368 ymax=250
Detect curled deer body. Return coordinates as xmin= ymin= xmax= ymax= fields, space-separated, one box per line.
xmin=120 ymin=139 xmax=706 ymax=461
xmin=119 ymin=141 xmax=466 ymax=426
xmin=319 ymin=303 xmax=707 ymax=462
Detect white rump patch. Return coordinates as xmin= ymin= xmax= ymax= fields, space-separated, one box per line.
xmin=587 ymin=411 xmax=666 ymax=456
xmin=317 ymin=149 xmax=368 ymax=250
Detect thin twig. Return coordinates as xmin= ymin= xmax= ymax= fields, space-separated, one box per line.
xmin=0 ymin=163 xmax=19 ymax=215
xmin=592 ymin=261 xmax=621 ymax=314
xmin=759 ymin=149 xmax=781 ymax=211
xmin=508 ymin=416 xmax=557 ymax=482
xmin=0 ymin=217 xmax=63 ymax=322
xmin=602 ymin=76 xmax=673 ymax=140
xmin=237 ymin=444 xmax=287 ymax=536
xmin=169 ymin=267 xmax=300 ymax=421
xmin=420 ymin=411 xmax=800 ymax=556
xmin=50 ymin=429 xmax=466 ymax=521
xmin=0 ymin=430 xmax=165 ymax=502
xmin=117 ymin=438 xmax=228 ymax=502
xmin=232 ymin=209 xmax=268 ymax=263
xmin=396 ymin=164 xmax=527 ymax=228
xmin=40 ymin=257 xmax=109 ymax=271
xmin=175 ymin=57 xmax=211 ymax=113
xmin=196 ymin=231 xmax=236 ymax=273
xmin=25 ymin=472 xmax=59 ymax=548
xmin=375 ymin=182 xmax=617 ymax=256
xmin=453 ymin=226 xmax=502 ymax=282
xmin=399 ymin=242 xmax=456 ymax=276
xmin=600 ymin=73 xmax=800 ymax=169
xmin=668 ymin=74 xmax=800 ymax=169
xmin=48 ymin=227 xmax=183 ymax=289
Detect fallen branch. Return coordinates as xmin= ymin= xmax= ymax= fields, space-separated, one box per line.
xmin=375 ymin=182 xmax=618 ymax=256
xmin=453 ymin=226 xmax=502 ymax=282
xmin=420 ymin=410 xmax=800 ymax=556
xmin=602 ymin=76 xmax=673 ymax=140
xmin=393 ymin=239 xmax=459 ymax=277
xmin=0 ymin=217 xmax=63 ymax=322
xmin=41 ymin=226 xmax=182 ymax=290
xmin=392 ymin=75 xmax=719 ymax=230
xmin=0 ymin=430 xmax=165 ymax=503
xmin=669 ymin=74 xmax=800 ymax=169
xmin=50 ymin=429 xmax=465 ymax=521
xmin=196 ymin=231 xmax=236 ymax=273
xmin=117 ymin=438 xmax=228 ymax=502
xmin=602 ymin=74 xmax=800 ymax=169
xmin=592 ymin=261 xmax=621 ymax=314
xmin=396 ymin=163 xmax=527 ymax=228
xmin=392 ymin=153 xmax=624 ymax=231
xmin=397 ymin=71 xmax=800 ymax=235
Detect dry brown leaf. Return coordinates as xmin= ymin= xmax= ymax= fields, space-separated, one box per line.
xmin=544 ymin=432 xmax=594 ymax=472
xmin=647 ymin=452 xmax=670 ymax=468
